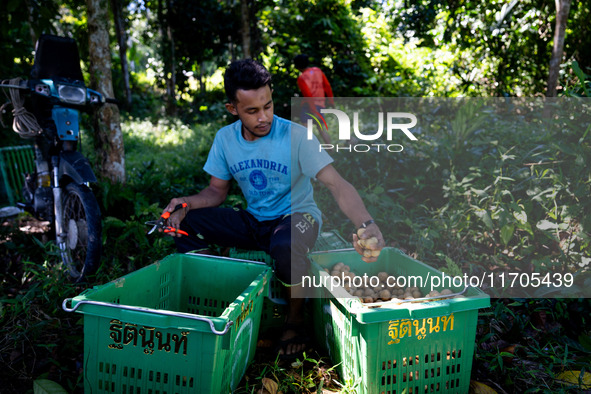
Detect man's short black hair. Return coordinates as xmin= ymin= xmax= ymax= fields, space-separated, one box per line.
xmin=224 ymin=59 xmax=272 ymax=103
xmin=294 ymin=54 xmax=309 ymax=70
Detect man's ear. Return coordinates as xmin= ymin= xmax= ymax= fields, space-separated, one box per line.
xmin=225 ymin=102 xmax=238 ymax=116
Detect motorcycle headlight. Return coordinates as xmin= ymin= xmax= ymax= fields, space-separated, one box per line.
xmin=57 ymin=84 xmax=86 ymax=105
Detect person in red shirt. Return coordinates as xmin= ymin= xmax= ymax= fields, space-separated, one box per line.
xmin=295 ymin=54 xmax=334 ymax=144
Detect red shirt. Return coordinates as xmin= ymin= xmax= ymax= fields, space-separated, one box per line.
xmin=297 ymin=67 xmax=334 ymax=108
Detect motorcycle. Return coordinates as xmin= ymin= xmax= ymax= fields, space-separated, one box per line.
xmin=1 ymin=34 xmax=116 ymax=281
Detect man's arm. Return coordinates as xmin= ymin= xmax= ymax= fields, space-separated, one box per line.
xmin=163 ymin=176 xmax=230 ymax=236
xmin=316 ymin=164 xmax=385 ymax=262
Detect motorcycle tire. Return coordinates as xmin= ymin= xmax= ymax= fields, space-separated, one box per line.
xmin=61 ymin=182 xmax=102 ymax=281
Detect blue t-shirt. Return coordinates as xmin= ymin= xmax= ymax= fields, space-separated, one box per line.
xmin=203 ymin=115 xmax=333 ymax=225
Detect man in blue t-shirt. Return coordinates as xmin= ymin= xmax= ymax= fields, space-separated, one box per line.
xmin=163 ymin=59 xmax=384 ymax=359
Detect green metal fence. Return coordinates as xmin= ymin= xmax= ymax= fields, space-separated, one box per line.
xmin=0 ymin=145 xmax=35 ymax=206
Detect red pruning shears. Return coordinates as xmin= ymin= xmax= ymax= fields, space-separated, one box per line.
xmin=146 ymin=203 xmax=189 ymax=236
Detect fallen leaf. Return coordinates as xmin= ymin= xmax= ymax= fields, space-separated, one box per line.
xmin=291 ymin=360 xmax=303 ymax=368
xmin=556 ymin=370 xmax=591 ymax=389
xmin=500 ymin=344 xmax=517 ymax=365
xmin=469 ymin=380 xmax=497 ymax=394
xmin=500 ymin=344 xmax=516 ymax=355
xmin=262 ymin=377 xmax=279 ymax=394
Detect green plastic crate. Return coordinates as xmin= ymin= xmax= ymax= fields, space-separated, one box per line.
xmin=312 ymin=230 xmax=351 ymax=252
xmin=308 ymin=248 xmax=490 ymax=394
xmin=226 ymin=249 xmax=287 ymax=333
xmin=63 ymin=253 xmax=270 ymax=393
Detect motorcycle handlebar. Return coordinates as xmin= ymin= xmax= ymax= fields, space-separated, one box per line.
xmin=2 ymin=78 xmax=120 ymax=108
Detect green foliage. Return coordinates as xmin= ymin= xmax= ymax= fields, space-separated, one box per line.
xmin=565 ymin=61 xmax=591 ymax=97
xmin=33 ymin=379 xmax=68 ymax=394
xmin=167 ymin=0 xmax=237 ymax=94
xmin=0 ymin=0 xmax=57 ymax=78
xmin=234 ymin=352 xmax=343 ymax=393
xmin=258 ymin=0 xmax=372 ymax=117
xmin=387 ymin=0 xmax=591 ymax=97
xmin=1 ymin=219 xmax=91 ymax=392
xmin=314 ymin=99 xmax=591 ymax=300
xmin=474 ymin=299 xmax=591 ymax=391
xmin=93 ymin=116 xmax=236 ymax=271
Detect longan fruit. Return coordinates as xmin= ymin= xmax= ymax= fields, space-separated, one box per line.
xmin=379 ymin=289 xmax=391 ymax=300
xmin=364 ymin=237 xmax=378 ymax=248
xmin=364 ymin=288 xmax=375 ymax=297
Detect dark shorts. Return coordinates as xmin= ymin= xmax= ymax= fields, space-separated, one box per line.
xmin=174 ymin=207 xmax=319 ymax=285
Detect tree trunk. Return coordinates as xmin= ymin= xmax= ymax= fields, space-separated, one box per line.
xmin=240 ymin=0 xmax=251 ymax=58
xmin=23 ymin=0 xmax=38 ymax=46
xmin=158 ymin=0 xmax=177 ymax=116
xmin=111 ymin=0 xmax=132 ymax=108
xmin=199 ymin=61 xmax=206 ymax=94
xmin=87 ymin=0 xmax=126 ymax=184
xmin=547 ymin=0 xmax=571 ymax=97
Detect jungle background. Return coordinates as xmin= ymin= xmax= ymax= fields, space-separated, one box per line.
xmin=1 ymin=0 xmax=591 ymax=392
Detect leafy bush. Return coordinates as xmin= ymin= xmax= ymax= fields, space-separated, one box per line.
xmin=314 ymin=98 xmax=591 ymax=298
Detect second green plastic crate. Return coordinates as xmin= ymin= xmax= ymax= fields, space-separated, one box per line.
xmin=63 ymin=253 xmax=270 ymax=393
xmin=308 ymin=248 xmax=490 ymax=394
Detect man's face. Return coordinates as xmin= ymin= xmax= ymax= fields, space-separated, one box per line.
xmin=225 ymin=85 xmax=274 ymax=141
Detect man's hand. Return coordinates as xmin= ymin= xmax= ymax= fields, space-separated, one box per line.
xmin=352 ymin=222 xmax=385 ymax=263
xmin=162 ymin=197 xmax=189 ymax=237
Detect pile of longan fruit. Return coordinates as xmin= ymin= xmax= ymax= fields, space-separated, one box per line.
xmin=356 ymin=228 xmax=381 ymax=258
xmin=328 ymin=262 xmax=455 ymax=304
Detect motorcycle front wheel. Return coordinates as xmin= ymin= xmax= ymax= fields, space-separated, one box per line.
xmin=61 ymin=182 xmax=102 ymax=281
